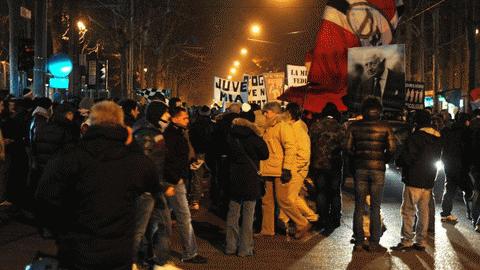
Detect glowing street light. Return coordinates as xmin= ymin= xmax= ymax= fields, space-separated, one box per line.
xmin=233 ymin=60 xmax=240 ymax=67
xmin=240 ymin=48 xmax=248 ymax=56
xmin=77 ymin=20 xmax=87 ymax=32
xmin=230 ymin=67 xmax=237 ymax=74
xmin=251 ymin=24 xmax=261 ymax=35
xmin=143 ymin=67 xmax=148 ymax=73
xmin=476 ymin=28 xmax=479 ymax=35
xmin=227 ymin=75 xmax=233 ymax=80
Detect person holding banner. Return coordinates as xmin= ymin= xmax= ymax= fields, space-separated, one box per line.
xmin=259 ymin=102 xmax=313 ymax=239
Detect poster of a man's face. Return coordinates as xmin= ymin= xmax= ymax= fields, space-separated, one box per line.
xmin=347 ymin=44 xmax=406 ymax=112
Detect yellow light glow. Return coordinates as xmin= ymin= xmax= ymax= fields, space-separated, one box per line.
xmin=240 ymin=48 xmax=248 ymax=56
xmin=230 ymin=68 xmax=237 ymax=74
xmin=77 ymin=21 xmax=87 ymax=32
xmin=227 ymin=75 xmax=233 ymax=80
xmin=251 ymin=24 xmax=261 ymax=35
xmin=233 ymin=61 xmax=240 ymax=67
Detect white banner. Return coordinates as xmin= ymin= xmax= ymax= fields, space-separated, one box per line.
xmin=213 ymin=77 xmax=248 ymax=104
xmin=246 ymin=75 xmax=267 ymax=107
xmin=287 ymin=65 xmax=308 ymax=87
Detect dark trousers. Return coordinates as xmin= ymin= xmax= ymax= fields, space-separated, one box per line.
xmin=441 ymin=171 xmax=473 ymax=217
xmin=311 ymin=168 xmax=342 ymax=227
xmin=353 ymin=170 xmax=385 ymax=245
xmin=470 ymin=169 xmax=480 ymax=226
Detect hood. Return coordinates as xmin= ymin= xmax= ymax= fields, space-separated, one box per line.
xmin=80 ymin=125 xmax=130 ymax=161
xmin=418 ymin=127 xmax=441 ymax=138
xmin=231 ymin=118 xmax=262 ymax=137
xmin=32 ymin=106 xmax=50 ymax=119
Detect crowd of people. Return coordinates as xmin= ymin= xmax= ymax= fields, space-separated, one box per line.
xmin=0 ymin=88 xmax=480 ymax=269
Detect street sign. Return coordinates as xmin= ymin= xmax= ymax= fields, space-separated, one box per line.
xmin=20 ymin=7 xmax=32 ymax=19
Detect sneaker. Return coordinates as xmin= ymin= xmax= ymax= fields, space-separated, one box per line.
xmin=189 ymin=202 xmax=200 ymax=211
xmin=181 ymin=255 xmax=207 ymax=264
xmin=412 ymin=243 xmax=426 ymax=251
xmin=475 ymin=225 xmax=480 ymax=233
xmin=390 ymin=243 xmax=413 ymax=251
xmin=441 ymin=215 xmax=458 ymax=223
xmin=367 ymin=243 xmax=388 ymax=253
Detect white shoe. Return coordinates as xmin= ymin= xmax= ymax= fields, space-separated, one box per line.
xmin=441 ymin=215 xmax=458 ymax=223
xmin=153 ymin=262 xmax=183 ymax=270
xmin=475 ymin=225 xmax=480 ymax=233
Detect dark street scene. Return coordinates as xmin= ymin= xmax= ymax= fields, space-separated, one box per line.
xmin=1 ymin=0 xmax=480 ymax=269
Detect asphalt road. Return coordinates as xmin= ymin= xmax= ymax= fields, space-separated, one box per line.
xmin=1 ymin=169 xmax=479 ymax=270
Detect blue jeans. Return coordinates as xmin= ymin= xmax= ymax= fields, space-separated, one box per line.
xmin=226 ymin=200 xmax=256 ymax=257
xmin=133 ymin=193 xmax=154 ymax=263
xmin=167 ymin=181 xmax=198 ymax=260
xmin=145 ymin=194 xmax=172 ymax=265
xmin=353 ymin=170 xmax=385 ymax=245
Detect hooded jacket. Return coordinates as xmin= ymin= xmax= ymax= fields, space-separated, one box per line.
xmin=399 ymin=127 xmax=442 ymax=189
xmin=345 ymin=109 xmax=396 ymax=172
xmin=36 ymin=125 xmax=159 ymax=269
xmin=260 ymin=114 xmax=296 ymax=177
xmin=227 ymin=118 xmax=269 ymax=200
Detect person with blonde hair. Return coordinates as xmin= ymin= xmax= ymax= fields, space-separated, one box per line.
xmin=36 ymin=100 xmax=161 ymax=269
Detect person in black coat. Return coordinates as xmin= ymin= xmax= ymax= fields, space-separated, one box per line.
xmin=36 ymin=101 xmax=160 ymax=270
xmin=225 ymin=112 xmax=268 ymax=257
xmin=132 ymin=101 xmax=175 ymax=267
xmin=440 ymin=113 xmax=473 ymax=223
xmin=163 ymin=107 xmax=207 ymax=264
xmin=392 ymin=110 xmax=442 ymax=251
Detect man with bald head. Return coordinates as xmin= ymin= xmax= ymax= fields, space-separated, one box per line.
xmin=359 ymin=54 xmax=405 ymax=111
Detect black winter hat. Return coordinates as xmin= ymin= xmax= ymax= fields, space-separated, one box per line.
xmin=414 ymin=109 xmax=432 ymax=128
xmin=146 ymin=101 xmax=169 ymax=128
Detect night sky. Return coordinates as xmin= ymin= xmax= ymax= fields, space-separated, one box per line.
xmin=189 ymin=0 xmax=327 ymax=104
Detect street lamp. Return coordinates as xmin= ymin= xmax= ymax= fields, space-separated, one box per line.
xmin=250 ymin=24 xmax=261 ymax=36
xmin=476 ymin=28 xmax=479 ymax=35
xmin=143 ymin=67 xmax=148 ymax=73
xmin=240 ymin=48 xmax=248 ymax=56
xmin=230 ymin=67 xmax=237 ymax=74
xmin=233 ymin=60 xmax=240 ymax=67
xmin=227 ymin=75 xmax=233 ymax=80
xmin=77 ymin=20 xmax=87 ymax=32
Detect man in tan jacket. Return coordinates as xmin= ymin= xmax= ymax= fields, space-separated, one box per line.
xmin=259 ymin=102 xmax=312 ymax=239
xmin=278 ymin=103 xmax=318 ymax=227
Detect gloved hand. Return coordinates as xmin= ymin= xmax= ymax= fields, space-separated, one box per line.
xmin=280 ymin=169 xmax=292 ymax=184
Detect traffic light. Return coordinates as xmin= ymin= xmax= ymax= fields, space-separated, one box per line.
xmin=18 ymin=39 xmax=34 ymax=71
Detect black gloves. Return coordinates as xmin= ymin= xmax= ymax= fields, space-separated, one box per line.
xmin=280 ymin=169 xmax=292 ymax=184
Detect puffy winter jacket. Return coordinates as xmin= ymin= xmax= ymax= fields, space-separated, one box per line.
xmin=36 ymin=125 xmax=159 ymax=269
xmin=227 ymin=118 xmax=269 ymax=201
xmin=345 ymin=110 xmax=396 ymax=172
xmin=291 ymin=119 xmax=311 ymax=173
xmin=260 ymin=114 xmax=296 ymax=177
